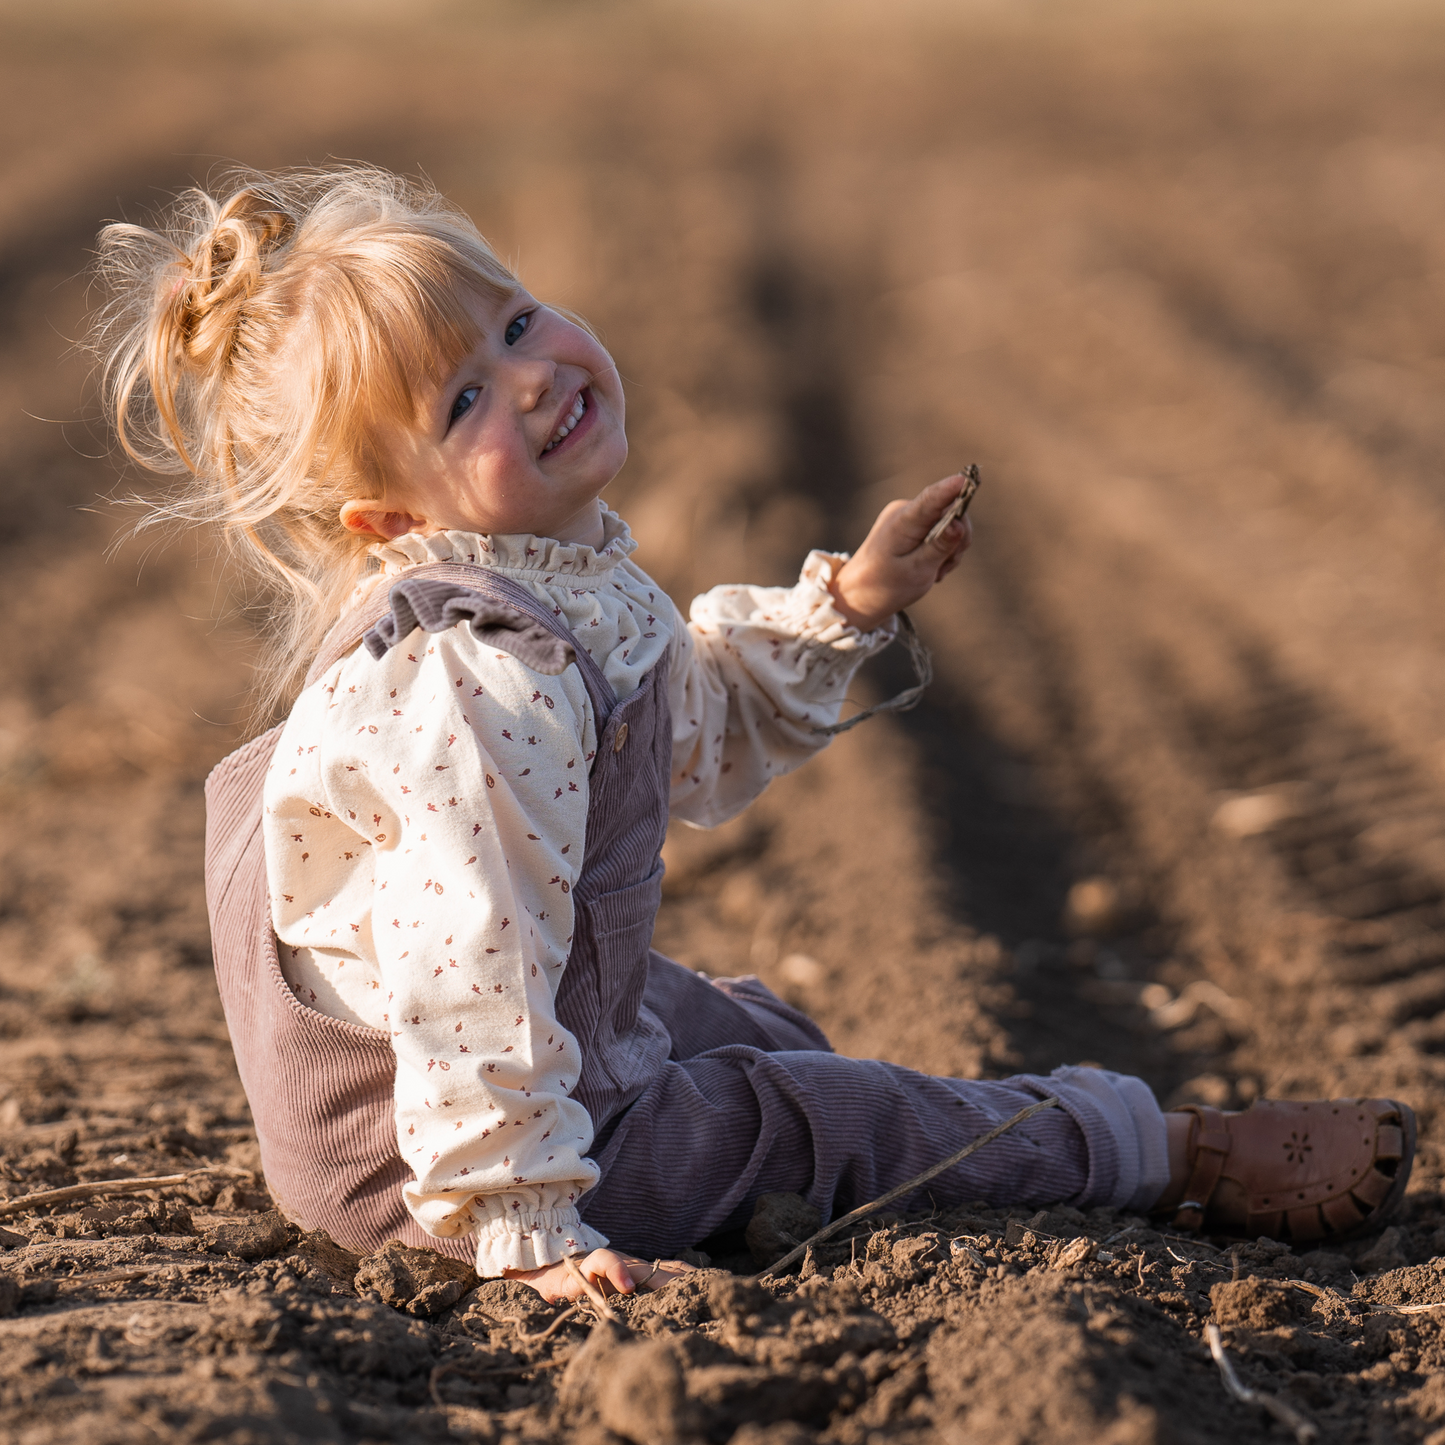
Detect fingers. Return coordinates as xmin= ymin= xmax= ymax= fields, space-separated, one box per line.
xmin=579 ymin=1248 xmax=638 ymax=1297
xmin=627 ymin=1257 xmax=696 ymax=1291
xmin=933 ymin=516 xmax=972 ymax=580
xmin=872 ymin=474 xmax=973 ymax=558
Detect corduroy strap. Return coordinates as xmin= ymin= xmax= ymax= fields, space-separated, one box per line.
xmin=304 ymin=563 xmax=594 ymax=692
xmin=363 ymin=575 xmax=575 ymax=675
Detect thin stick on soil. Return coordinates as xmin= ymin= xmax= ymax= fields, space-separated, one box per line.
xmin=1206 ymin=1323 xmax=1318 ymax=1444
xmin=508 ymin=1304 xmax=583 ymax=1342
xmin=564 ymin=1255 xmax=618 ymax=1321
xmin=0 ymin=1173 xmax=192 ymax=1217
xmin=758 ymin=1095 xmax=1060 ymax=1279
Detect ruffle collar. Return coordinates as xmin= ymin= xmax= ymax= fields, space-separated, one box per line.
xmin=369 ymin=506 xmax=637 ymax=581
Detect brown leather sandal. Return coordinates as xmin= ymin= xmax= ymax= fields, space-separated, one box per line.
xmin=1167 ymin=1098 xmax=1416 ymax=1242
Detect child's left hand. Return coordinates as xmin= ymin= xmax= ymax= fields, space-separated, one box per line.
xmin=828 ymin=474 xmax=974 ymax=633
xmin=503 ymin=1248 xmax=694 ymax=1304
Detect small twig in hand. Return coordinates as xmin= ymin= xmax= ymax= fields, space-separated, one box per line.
xmin=758 ymin=1096 xmax=1060 ymax=1279
xmin=0 ymin=1173 xmax=192 ymax=1217
xmin=564 ymin=1255 xmax=618 ymax=1321
xmin=1206 ymin=1323 xmax=1318 ymax=1443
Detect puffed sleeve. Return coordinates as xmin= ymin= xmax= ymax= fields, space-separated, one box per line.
xmin=290 ymin=624 xmax=611 ymax=1275
xmin=668 ymin=550 xmax=896 ymax=827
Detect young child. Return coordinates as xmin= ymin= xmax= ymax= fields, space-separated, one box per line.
xmin=95 ymin=167 xmax=1414 ymax=1306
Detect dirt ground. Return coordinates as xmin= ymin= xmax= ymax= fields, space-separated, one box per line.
xmin=6 ymin=1 xmax=1445 ymax=1440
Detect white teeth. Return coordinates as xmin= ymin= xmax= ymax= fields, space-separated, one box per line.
xmin=543 ymin=393 xmax=587 ymax=453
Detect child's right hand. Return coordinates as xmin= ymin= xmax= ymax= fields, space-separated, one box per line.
xmin=828 ymin=473 xmax=975 ymax=633
xmin=503 ymin=1248 xmax=695 ymax=1304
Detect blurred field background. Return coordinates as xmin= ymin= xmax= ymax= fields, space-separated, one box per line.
xmin=6 ymin=1 xmax=1445 ymax=1436
xmin=7 ymin=0 xmax=1445 ymax=1122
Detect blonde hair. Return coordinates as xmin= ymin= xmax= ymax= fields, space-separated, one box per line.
xmin=91 ymin=165 xmax=519 ymax=723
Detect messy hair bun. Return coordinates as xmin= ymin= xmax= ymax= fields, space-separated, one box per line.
xmin=91 ymin=165 xmax=519 ymax=722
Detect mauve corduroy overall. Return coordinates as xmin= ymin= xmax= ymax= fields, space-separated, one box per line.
xmin=205 ymin=564 xmax=1155 ymax=1264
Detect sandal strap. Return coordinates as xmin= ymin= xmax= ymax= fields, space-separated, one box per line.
xmin=1171 ymin=1105 xmax=1233 ymax=1232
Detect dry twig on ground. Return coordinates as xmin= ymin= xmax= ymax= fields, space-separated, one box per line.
xmin=1205 ymin=1322 xmax=1318 ymax=1443
xmin=507 ymin=1304 xmax=583 ymax=1342
xmin=0 ymin=1173 xmax=192 ymax=1217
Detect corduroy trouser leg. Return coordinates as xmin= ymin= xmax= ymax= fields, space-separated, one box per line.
xmin=582 ymin=970 xmax=1169 ymax=1258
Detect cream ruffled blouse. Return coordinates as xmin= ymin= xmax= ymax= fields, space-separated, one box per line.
xmin=263 ymin=508 xmax=892 ymax=1275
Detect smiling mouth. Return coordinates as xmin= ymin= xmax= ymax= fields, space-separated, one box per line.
xmin=542 ymin=391 xmax=587 ymax=454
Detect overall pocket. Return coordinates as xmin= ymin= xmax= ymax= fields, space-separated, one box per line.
xmin=579 ymin=862 xmax=665 ymax=1035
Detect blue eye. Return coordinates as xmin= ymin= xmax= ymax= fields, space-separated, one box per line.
xmin=504 ymin=312 xmax=531 ymax=346
xmin=450 ymin=386 xmax=480 ymax=424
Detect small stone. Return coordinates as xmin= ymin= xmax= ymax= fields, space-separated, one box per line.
xmin=1062 ymin=877 xmax=1125 ymax=937
xmin=893 ymin=1232 xmax=945 ymax=1267
xmin=0 ymin=1226 xmax=29 ymax=1249
xmin=1052 ymin=1237 xmax=1096 ymax=1271
xmin=779 ymin=953 xmax=826 ymax=987
xmin=1211 ymin=788 xmax=1306 ymax=839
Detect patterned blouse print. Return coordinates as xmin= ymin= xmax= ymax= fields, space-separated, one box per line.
xmin=262 ymin=507 xmax=893 ymax=1274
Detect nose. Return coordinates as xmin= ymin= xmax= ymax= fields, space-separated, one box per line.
xmin=507 ymin=356 xmax=558 ymax=412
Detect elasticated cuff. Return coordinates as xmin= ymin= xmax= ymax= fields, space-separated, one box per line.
xmin=784 ymin=551 xmax=899 ymax=652
xmin=472 ymin=1207 xmax=610 ymax=1278
xmin=1049 ymin=1064 xmax=1170 ymax=1211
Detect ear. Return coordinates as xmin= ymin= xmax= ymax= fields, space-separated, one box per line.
xmin=339 ymin=499 xmax=430 ymax=540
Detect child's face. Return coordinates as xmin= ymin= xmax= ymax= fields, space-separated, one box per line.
xmin=356 ymin=286 xmax=627 ymax=547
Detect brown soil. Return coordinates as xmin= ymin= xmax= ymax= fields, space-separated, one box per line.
xmin=6 ymin=2 xmax=1445 ymax=1440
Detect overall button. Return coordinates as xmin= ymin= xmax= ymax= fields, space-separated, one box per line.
xmin=612 ymin=722 xmax=630 ymax=753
